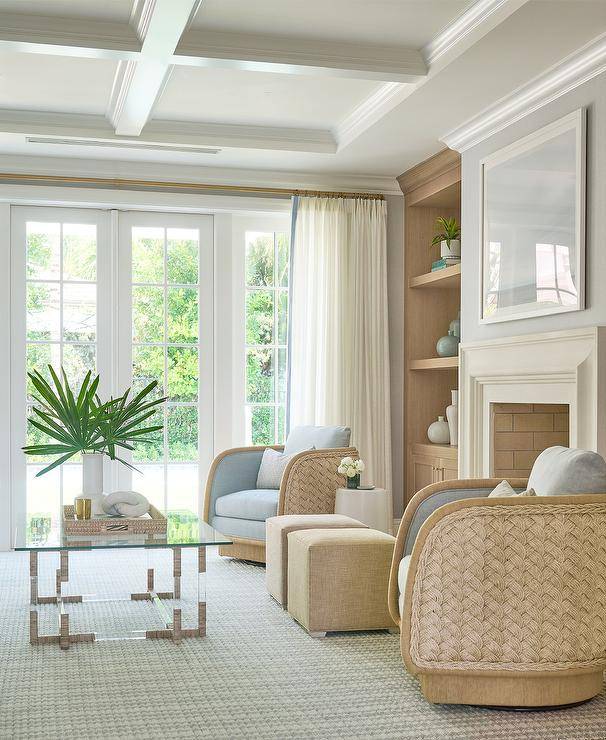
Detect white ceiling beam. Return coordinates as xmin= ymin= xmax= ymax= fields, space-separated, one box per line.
xmin=0 ymin=109 xmax=336 ymax=153
xmin=0 ymin=12 xmax=140 ymax=58
xmin=335 ymin=0 xmax=530 ymax=149
xmin=109 ymin=0 xmax=200 ymax=137
xmin=174 ymin=29 xmax=427 ymax=82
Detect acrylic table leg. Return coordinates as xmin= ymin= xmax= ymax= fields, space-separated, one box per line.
xmin=198 ymin=547 xmax=206 ymax=637
xmin=29 ymin=551 xmax=38 ymax=605
xmin=173 ymin=547 xmax=181 ymax=600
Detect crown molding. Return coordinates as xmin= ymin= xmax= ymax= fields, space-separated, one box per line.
xmin=423 ymin=0 xmax=525 ymax=66
xmin=441 ymin=32 xmax=606 ymax=153
xmin=0 ymin=153 xmax=402 ymax=195
xmin=334 ymin=0 xmax=529 ymax=150
xmin=397 ymin=148 xmax=460 ymax=194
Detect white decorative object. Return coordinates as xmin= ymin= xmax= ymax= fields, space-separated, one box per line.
xmin=338 ymin=456 xmax=365 ymax=489
xmin=480 ymin=109 xmax=586 ymax=324
xmin=488 ymin=480 xmax=536 ymax=498
xmin=446 ymin=390 xmax=458 ymax=447
xmin=440 ymin=239 xmax=460 ymax=259
xmin=427 ymin=416 xmax=450 ymax=445
xmin=102 ymin=491 xmax=150 ymax=518
xmin=256 ymin=448 xmax=297 ymax=489
xmin=335 ymin=487 xmax=392 ymax=534
xmin=80 ymin=452 xmax=105 ymax=515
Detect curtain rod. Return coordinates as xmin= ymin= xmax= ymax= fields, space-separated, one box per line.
xmin=0 ymin=172 xmax=385 ymax=200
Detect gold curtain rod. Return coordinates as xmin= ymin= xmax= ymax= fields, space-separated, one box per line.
xmin=0 ymin=172 xmax=385 ymax=200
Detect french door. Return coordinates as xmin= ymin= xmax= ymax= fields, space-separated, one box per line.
xmin=10 ymin=206 xmax=213 ymax=540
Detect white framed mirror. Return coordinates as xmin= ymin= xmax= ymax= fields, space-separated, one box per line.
xmin=480 ymin=108 xmax=586 ymax=323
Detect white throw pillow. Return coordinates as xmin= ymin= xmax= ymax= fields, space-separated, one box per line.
xmin=256 ymin=448 xmax=296 ymax=489
xmin=488 ymin=480 xmax=536 ymax=498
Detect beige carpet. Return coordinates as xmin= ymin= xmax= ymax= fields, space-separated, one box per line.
xmin=1 ymin=548 xmax=605 ymax=739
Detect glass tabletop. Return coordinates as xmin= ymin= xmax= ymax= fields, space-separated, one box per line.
xmin=13 ymin=511 xmax=233 ymax=551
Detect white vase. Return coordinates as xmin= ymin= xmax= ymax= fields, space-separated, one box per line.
xmin=446 ymin=390 xmax=458 ymax=447
xmin=427 ymin=416 xmax=450 ymax=445
xmin=80 ymin=453 xmax=105 ymax=516
xmin=440 ymin=239 xmax=461 ymax=259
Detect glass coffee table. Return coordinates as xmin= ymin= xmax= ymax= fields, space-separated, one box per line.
xmin=14 ymin=514 xmax=232 ymax=650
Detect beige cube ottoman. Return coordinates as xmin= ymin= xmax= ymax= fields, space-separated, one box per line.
xmin=266 ymin=514 xmax=368 ymax=607
xmin=287 ymin=528 xmax=397 ymax=637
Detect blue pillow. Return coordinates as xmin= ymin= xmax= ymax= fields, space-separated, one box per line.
xmin=284 ymin=425 xmax=351 ymax=456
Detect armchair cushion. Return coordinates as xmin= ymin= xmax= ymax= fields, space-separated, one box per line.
xmin=214 ymin=489 xmax=279 ymax=521
xmin=283 ymin=425 xmax=350 ymax=456
xmin=256 ymin=448 xmax=300 ymax=489
xmin=528 ymin=446 xmax=606 ymax=495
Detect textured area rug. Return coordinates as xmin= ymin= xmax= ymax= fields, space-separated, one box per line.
xmin=1 ymin=548 xmax=606 ymax=740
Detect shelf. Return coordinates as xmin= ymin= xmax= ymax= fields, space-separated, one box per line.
xmin=409 ymin=263 xmax=461 ymax=289
xmin=409 ymin=356 xmax=459 ymax=370
xmin=413 ymin=442 xmax=458 ymax=459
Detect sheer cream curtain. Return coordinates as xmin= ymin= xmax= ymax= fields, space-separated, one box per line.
xmin=288 ymin=195 xmax=392 ymax=494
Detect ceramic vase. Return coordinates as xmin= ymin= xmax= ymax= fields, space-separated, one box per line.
xmin=436 ymin=330 xmax=460 ymax=357
xmin=79 ymin=453 xmax=105 ymax=516
xmin=427 ymin=416 xmax=450 ymax=445
xmin=449 ymin=312 xmax=461 ymax=339
xmin=446 ymin=390 xmax=458 ymax=447
xmin=347 ymin=474 xmax=361 ymax=489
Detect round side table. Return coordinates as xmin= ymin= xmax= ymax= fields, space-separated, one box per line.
xmin=335 ymin=487 xmax=392 ymax=534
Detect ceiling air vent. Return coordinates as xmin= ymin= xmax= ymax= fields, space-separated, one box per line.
xmin=25 ymin=137 xmax=220 ymax=155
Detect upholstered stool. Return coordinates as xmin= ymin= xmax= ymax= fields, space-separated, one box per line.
xmin=287 ymin=528 xmax=397 ymax=636
xmin=266 ymin=514 xmax=367 ymax=607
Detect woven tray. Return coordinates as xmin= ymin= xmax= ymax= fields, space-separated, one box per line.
xmin=62 ymin=504 xmax=167 ymax=535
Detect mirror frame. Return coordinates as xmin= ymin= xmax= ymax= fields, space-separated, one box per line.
xmin=479 ymin=108 xmax=586 ymax=324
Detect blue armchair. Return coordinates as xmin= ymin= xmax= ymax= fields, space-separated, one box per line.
xmin=203 ymin=426 xmax=357 ymax=562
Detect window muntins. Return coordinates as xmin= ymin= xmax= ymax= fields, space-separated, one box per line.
xmin=244 ymin=230 xmax=289 ymax=445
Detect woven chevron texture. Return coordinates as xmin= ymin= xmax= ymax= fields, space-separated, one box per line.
xmin=410 ymin=503 xmax=606 ymax=673
xmin=282 ymin=449 xmax=358 ymax=514
xmin=1 ymin=548 xmax=605 ymax=739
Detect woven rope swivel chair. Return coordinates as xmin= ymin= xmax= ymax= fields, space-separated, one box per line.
xmin=203 ymin=425 xmax=357 ymax=563
xmin=388 ymin=446 xmax=606 ymax=708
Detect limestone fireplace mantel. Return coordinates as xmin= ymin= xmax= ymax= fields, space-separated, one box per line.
xmin=459 ymin=327 xmax=606 ymax=477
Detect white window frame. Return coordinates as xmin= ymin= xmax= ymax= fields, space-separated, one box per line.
xmin=116 ymin=211 xmax=214 ymax=511
xmin=0 ymin=186 xmax=291 ymax=551
xmin=231 ymin=214 xmax=291 ymax=446
xmin=9 ymin=205 xmax=112 ymax=539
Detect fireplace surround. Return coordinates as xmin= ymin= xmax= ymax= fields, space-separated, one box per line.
xmin=459 ymin=327 xmax=606 ymax=477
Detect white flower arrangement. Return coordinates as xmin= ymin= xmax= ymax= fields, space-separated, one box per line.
xmin=338 ymin=456 xmax=365 ymax=478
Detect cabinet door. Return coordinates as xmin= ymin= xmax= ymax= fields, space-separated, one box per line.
xmin=412 ymin=454 xmax=437 ymax=494
xmin=439 ymin=457 xmax=458 ymax=482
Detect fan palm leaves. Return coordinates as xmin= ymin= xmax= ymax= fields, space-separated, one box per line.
xmin=22 ymin=366 xmax=167 ymax=477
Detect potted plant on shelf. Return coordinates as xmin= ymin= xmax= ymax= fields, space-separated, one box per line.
xmin=431 ymin=216 xmax=461 ymax=265
xmin=22 ymin=366 xmax=166 ymax=515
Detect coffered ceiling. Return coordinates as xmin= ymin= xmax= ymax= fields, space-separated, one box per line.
xmin=0 ymin=0 xmax=604 ymax=183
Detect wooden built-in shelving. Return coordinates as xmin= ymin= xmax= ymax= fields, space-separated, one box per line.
xmin=409 ymin=263 xmax=461 ymax=289
xmin=398 ymin=148 xmax=461 ymax=505
xmin=409 ymin=356 xmax=459 ymax=370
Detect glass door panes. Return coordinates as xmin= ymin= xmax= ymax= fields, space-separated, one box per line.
xmin=24 ymin=217 xmax=99 ymax=532
xmin=245 ymin=231 xmax=289 ymax=445
xmin=130 ymin=225 xmax=203 ymax=515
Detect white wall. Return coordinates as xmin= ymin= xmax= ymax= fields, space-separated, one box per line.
xmin=386 ymin=194 xmax=405 ymax=517
xmin=461 ymin=73 xmax=606 ymax=342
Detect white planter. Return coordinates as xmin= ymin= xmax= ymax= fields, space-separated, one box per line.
xmin=440 ymin=239 xmax=461 ymax=259
xmin=80 ymin=453 xmax=105 ymax=515
xmin=446 ymin=390 xmax=459 ymax=447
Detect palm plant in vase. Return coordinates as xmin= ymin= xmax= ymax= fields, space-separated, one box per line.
xmin=431 ymin=216 xmax=461 ymax=262
xmin=22 ymin=366 xmax=166 ymax=514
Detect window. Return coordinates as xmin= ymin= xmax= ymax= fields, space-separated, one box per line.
xmin=129 ymin=224 xmax=203 ymax=515
xmin=11 ymin=208 xmax=107 ymax=538
xmin=244 ymin=230 xmax=289 ymax=445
